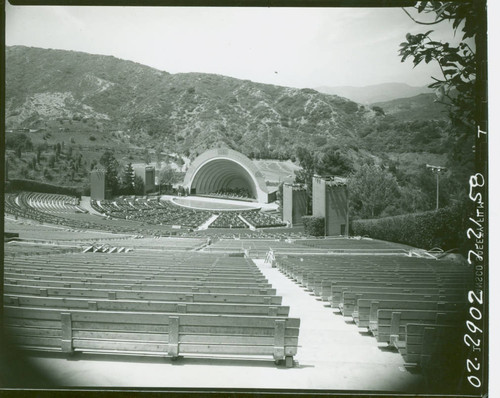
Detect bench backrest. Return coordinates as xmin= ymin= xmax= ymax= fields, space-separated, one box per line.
xmin=4 ymin=306 xmax=300 ymax=361
xmin=376 ymin=309 xmax=465 ymax=344
xmin=366 ymin=299 xmax=466 ymax=322
xmin=5 ymin=284 xmax=282 ymax=304
xmin=403 ymin=323 xmax=462 ymax=366
xmin=5 ymin=294 xmax=290 ymax=316
xmin=331 ymin=285 xmax=466 ymax=306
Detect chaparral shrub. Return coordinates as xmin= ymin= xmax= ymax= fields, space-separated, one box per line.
xmin=352 ymin=202 xmax=471 ymax=253
xmin=302 ymin=216 xmax=325 ymax=237
xmin=6 ymin=179 xmax=83 ymax=198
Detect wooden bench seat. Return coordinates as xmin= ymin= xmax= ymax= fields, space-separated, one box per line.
xmin=4 ymin=306 xmax=300 ymax=367
xmin=358 ymin=299 xmax=465 ymax=328
xmin=4 ymin=271 xmax=271 ymax=288
xmin=300 ymin=269 xmax=467 ymax=288
xmin=4 ymin=294 xmax=290 ymax=316
xmin=4 ymin=276 xmax=274 ymax=293
xmin=5 ymin=267 xmax=265 ymax=280
xmin=345 ymin=292 xmax=465 ymax=326
xmin=373 ymin=309 xmax=465 ymax=345
xmin=5 ymin=277 xmax=275 ymax=294
xmin=343 ymin=289 xmax=465 ymax=317
xmin=399 ymin=323 xmax=465 ymax=387
xmin=4 ymin=283 xmax=280 ymax=302
xmin=278 ymin=261 xmax=469 ymax=282
xmin=5 ymin=265 xmax=268 ymax=280
xmin=5 ymin=262 xmax=263 ymax=277
xmin=401 ymin=323 xmax=462 ymax=366
xmin=331 ymin=283 xmax=466 ymax=308
xmin=6 ymin=256 xmax=260 ymax=270
xmin=314 ymin=275 xmax=466 ymax=300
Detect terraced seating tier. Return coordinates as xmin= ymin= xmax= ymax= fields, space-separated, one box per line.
xmin=347 ymin=292 xmax=466 ymax=327
xmin=274 ymin=253 xmax=472 ymax=385
xmin=4 ymin=295 xmax=289 ymax=316
xmin=4 ymin=306 xmax=300 ymax=366
xmin=373 ymin=309 xmax=466 ymax=346
xmin=209 ymin=213 xmax=248 ymax=229
xmin=4 ymin=252 xmax=300 ymax=366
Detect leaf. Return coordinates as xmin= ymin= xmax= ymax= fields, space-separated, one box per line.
xmin=417 ymin=1 xmax=428 ymax=13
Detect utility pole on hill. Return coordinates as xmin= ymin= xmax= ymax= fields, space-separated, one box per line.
xmin=426 ymin=164 xmax=446 ymax=210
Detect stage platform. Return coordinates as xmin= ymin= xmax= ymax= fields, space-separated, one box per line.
xmin=165 ymin=195 xmax=279 ymax=212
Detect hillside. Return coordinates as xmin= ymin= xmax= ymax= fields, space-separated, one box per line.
xmin=5 ymin=45 xmax=464 ymax=199
xmin=371 ymin=93 xmax=450 ymax=121
xmin=6 ymin=45 xmax=378 ymax=160
xmin=315 ymin=83 xmax=433 ymax=104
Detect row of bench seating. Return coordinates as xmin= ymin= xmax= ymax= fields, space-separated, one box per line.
xmin=27 ymin=192 xmax=82 ymax=214
xmin=6 ymin=193 xmax=188 ymax=236
xmin=274 ymin=254 xmax=473 ymax=386
xmin=4 ymin=252 xmax=300 ymax=366
xmin=91 ymin=198 xmax=287 ymax=230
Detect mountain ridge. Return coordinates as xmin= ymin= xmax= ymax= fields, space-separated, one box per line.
xmin=5 ymin=45 xmax=450 ymax=167
xmin=6 ymin=45 xmax=377 ymax=159
xmin=315 ymin=82 xmax=434 ymax=104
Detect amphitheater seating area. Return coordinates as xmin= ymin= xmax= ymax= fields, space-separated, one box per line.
xmin=240 ymin=210 xmax=286 ymax=228
xmin=90 ymin=198 xmax=287 ymax=230
xmin=3 ymin=190 xmax=477 ymax=390
xmin=274 ymin=254 xmax=473 ymax=386
xmin=4 ymin=252 xmax=300 ymax=366
xmin=92 ymin=199 xmax=213 ymax=228
xmin=209 ymin=212 xmax=248 ymax=229
xmin=6 ymin=192 xmax=289 ymax=235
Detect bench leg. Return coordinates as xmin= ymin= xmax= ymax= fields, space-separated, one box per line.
xmin=285 ymin=356 xmax=294 ymax=368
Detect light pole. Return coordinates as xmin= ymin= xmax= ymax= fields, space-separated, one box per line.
xmin=426 ymin=164 xmax=446 ymax=210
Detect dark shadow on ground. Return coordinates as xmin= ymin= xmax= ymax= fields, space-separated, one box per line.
xmin=22 ymin=350 xmax=304 ymax=369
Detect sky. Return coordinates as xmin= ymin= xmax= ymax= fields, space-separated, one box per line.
xmin=5 ymin=3 xmax=467 ymax=89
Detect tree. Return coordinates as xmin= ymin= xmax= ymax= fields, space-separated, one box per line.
xmin=134 ymin=175 xmax=145 ymax=195
xmin=55 ymin=143 xmax=61 ymax=160
xmin=294 ymin=147 xmax=316 ymax=214
xmin=6 ymin=133 xmax=33 ymax=151
xmin=48 ymin=154 xmax=56 ymax=168
xmin=371 ymin=106 xmax=385 ymax=116
xmin=155 ymin=146 xmax=163 ymax=169
xmin=398 ymin=1 xmax=484 ymax=208
xmin=121 ymin=163 xmax=135 ymax=195
xmin=144 ymin=149 xmax=151 ymax=165
xmin=348 ymin=164 xmax=400 ymax=219
xmin=36 ymin=146 xmax=42 ymax=164
xmin=399 ymin=1 xmax=479 ymax=128
xmin=99 ymin=149 xmax=120 ymax=195
xmin=158 ymin=164 xmax=180 ymax=194
xmin=315 ymin=145 xmax=353 ymax=177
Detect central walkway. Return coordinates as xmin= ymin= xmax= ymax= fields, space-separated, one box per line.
xmin=22 ymin=258 xmax=424 ymax=391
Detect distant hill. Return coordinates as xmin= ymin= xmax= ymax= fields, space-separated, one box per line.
xmin=5 ymin=45 xmax=455 ymax=180
xmin=5 ymin=45 xmax=377 ymax=160
xmin=315 ymin=83 xmax=433 ymax=104
xmin=371 ymin=93 xmax=450 ymax=121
